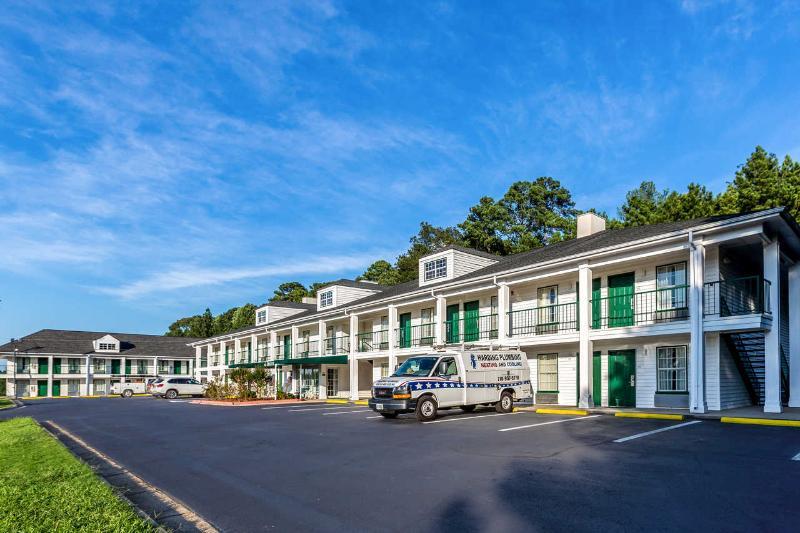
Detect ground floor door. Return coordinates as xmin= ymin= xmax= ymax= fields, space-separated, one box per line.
xmin=52 ymin=380 xmax=61 ymax=396
xmin=301 ymin=367 xmax=320 ymax=399
xmin=593 ymin=351 xmax=601 ymax=407
xmin=608 ymin=349 xmax=636 ymax=407
xmin=37 ymin=380 xmax=48 ymax=397
xmin=327 ymin=367 xmax=339 ymax=397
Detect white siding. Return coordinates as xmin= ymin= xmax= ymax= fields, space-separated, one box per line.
xmin=451 ymin=250 xmax=498 ymax=278
xmin=601 ymin=353 xmax=609 ymax=407
xmin=705 ymin=334 xmax=721 ymax=411
xmin=635 ymin=345 xmax=657 ymax=408
xmin=557 ymin=353 xmax=577 ymax=406
xmin=323 ymin=285 xmax=381 ymax=309
xmin=262 ymin=305 xmax=308 ymax=324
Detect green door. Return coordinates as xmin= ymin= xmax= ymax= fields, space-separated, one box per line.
xmin=125 ymin=360 xmax=131 ymax=375
xmin=463 ymin=301 xmax=480 ymax=341
xmin=53 ymin=358 xmax=61 ymax=374
xmin=591 ymin=278 xmax=602 ymax=329
xmin=608 ymin=350 xmax=636 ymax=407
xmin=52 ymin=380 xmax=61 ymax=397
xmin=37 ymin=380 xmax=48 ymax=397
xmin=174 ymin=360 xmax=182 ymax=375
xmin=592 ymin=351 xmax=601 ymax=407
xmin=399 ymin=313 xmax=412 ymax=348
xmin=607 ymin=272 xmax=635 ymax=327
xmin=283 ymin=335 xmax=292 ymax=358
xmin=446 ymin=304 xmax=460 ymax=343
xmin=38 ymin=357 xmax=48 ymax=374
xmin=111 ymin=359 xmax=121 ymax=375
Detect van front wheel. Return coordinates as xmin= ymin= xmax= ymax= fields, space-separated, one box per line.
xmin=416 ymin=396 xmax=437 ymax=422
xmin=496 ymin=391 xmax=514 ymax=413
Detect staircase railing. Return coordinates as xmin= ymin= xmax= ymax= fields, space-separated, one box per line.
xmin=722 ymin=333 xmax=761 ymax=405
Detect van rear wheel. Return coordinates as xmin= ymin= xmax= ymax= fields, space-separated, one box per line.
xmin=415 ymin=396 xmax=437 ymax=422
xmin=496 ymin=391 xmax=514 ymax=413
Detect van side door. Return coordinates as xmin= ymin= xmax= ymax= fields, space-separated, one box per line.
xmin=432 ymin=357 xmax=462 ymax=407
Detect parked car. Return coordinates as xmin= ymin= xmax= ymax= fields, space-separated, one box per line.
xmin=146 ymin=378 xmax=163 ymax=394
xmin=111 ymin=381 xmax=147 ymax=398
xmin=151 ymin=377 xmax=206 ymax=399
xmin=368 ymin=348 xmax=532 ymax=421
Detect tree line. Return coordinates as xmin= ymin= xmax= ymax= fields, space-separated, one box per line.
xmin=165 ymin=146 xmax=800 ymax=338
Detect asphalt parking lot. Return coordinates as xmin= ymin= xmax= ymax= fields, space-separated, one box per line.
xmin=3 ymin=397 xmax=800 ymax=532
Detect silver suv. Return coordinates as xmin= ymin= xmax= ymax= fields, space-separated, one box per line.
xmin=152 ymin=377 xmax=205 ymax=399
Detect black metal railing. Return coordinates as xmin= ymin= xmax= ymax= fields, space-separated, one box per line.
xmin=591 ymin=286 xmax=689 ymax=328
xmin=703 ymin=276 xmax=771 ymax=317
xmin=323 ymin=336 xmax=350 ymax=355
xmin=356 ymin=330 xmax=389 ymax=352
xmin=295 ymin=339 xmax=320 ymax=358
xmin=445 ymin=314 xmax=498 ymax=343
xmin=508 ymin=302 xmax=577 ymax=336
xmin=395 ymin=323 xmax=436 ymax=349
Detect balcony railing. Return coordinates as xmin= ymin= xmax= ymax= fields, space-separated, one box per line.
xmin=395 ymin=323 xmax=436 ymax=349
xmin=323 ymin=336 xmax=350 ymax=355
xmin=508 ymin=302 xmax=578 ymax=337
xmin=357 ymin=330 xmax=389 ymax=352
xmin=703 ymin=276 xmax=771 ymax=317
xmin=275 ymin=344 xmax=291 ymax=358
xmin=295 ymin=339 xmax=320 ymax=358
xmin=445 ymin=314 xmax=498 ymax=343
xmin=591 ymin=286 xmax=689 ymax=329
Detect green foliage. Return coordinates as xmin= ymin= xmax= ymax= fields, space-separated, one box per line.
xmin=165 ymin=305 xmax=253 ymax=338
xmin=271 ymin=281 xmax=310 ymax=302
xmin=358 ymin=259 xmax=401 ymax=285
xmin=0 ymin=418 xmax=153 ymax=532
xmin=232 ymin=304 xmax=256 ymax=330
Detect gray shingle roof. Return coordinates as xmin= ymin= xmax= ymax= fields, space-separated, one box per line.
xmin=422 ymin=244 xmax=501 ymax=261
xmin=261 ymin=300 xmax=317 ymax=310
xmin=0 ymin=329 xmax=200 ymax=358
xmin=315 ymin=279 xmax=387 ymax=291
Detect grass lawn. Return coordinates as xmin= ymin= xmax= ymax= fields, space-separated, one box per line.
xmin=0 ymin=417 xmax=154 ymax=532
xmin=0 ymin=397 xmax=14 ymax=410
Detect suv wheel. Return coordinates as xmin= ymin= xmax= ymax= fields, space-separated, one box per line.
xmin=496 ymin=391 xmax=514 ymax=413
xmin=415 ymin=396 xmax=437 ymax=422
xmin=165 ymin=389 xmax=178 ymax=400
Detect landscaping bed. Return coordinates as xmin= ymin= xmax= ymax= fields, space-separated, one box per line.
xmin=191 ymin=398 xmax=321 ymax=406
xmin=0 ymin=417 xmax=153 ymax=532
xmin=0 ymin=397 xmax=15 ymax=410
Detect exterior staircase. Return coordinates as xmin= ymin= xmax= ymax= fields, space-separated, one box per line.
xmin=723 ymin=332 xmax=789 ymax=406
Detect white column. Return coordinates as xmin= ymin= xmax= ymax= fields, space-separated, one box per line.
xmin=387 ymin=305 xmax=398 ymax=372
xmin=789 ymin=263 xmax=800 ymax=408
xmin=84 ymin=355 xmax=92 ymax=396
xmin=578 ymin=264 xmax=593 ymax=408
xmin=497 ymin=283 xmax=510 ymax=343
xmin=269 ymin=331 xmax=278 ymax=361
xmin=689 ymin=241 xmax=707 ymax=413
xmin=349 ymin=314 xmax=359 ymax=400
xmin=47 ymin=355 xmax=54 ymax=397
xmin=291 ymin=326 xmax=299 ymax=357
xmin=435 ymin=295 xmax=446 ymax=345
xmin=250 ymin=334 xmax=258 ymax=363
xmin=318 ymin=320 xmax=326 ymax=356
xmin=120 ymin=356 xmax=127 ymax=384
xmin=763 ymin=240 xmax=782 ymax=413
xmin=234 ymin=338 xmax=242 ymax=365
xmin=194 ymin=346 xmax=201 ymax=377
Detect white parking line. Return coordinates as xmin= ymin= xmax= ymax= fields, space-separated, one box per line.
xmin=423 ymin=412 xmax=519 ymax=424
xmin=791 ymin=451 xmax=800 ymax=461
xmin=498 ymin=414 xmax=601 ymax=432
xmin=287 ymin=406 xmax=360 ymax=412
xmin=365 ymin=416 xmax=383 ymax=419
xmin=322 ymin=409 xmax=370 ymax=416
xmin=613 ymin=420 xmax=702 ymax=443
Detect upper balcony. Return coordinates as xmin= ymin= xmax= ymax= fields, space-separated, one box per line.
xmin=703 ymin=276 xmax=771 ymax=331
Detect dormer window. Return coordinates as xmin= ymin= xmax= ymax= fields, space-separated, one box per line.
xmin=257 ymin=309 xmax=267 ymax=324
xmin=424 ymin=258 xmax=447 ymax=281
xmin=98 ymin=343 xmax=116 ymax=351
xmin=320 ymin=290 xmax=334 ymax=308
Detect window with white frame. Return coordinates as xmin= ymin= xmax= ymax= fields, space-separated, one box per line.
xmin=424 ymin=257 xmax=447 ymax=281
xmin=98 ymin=343 xmax=116 ymax=351
xmin=657 ymin=346 xmax=687 ymax=392
xmin=537 ymin=285 xmax=558 ymax=324
xmin=320 ymin=290 xmax=334 ymax=308
xmin=656 ymin=262 xmax=687 ymax=310
xmin=420 ymin=308 xmax=434 ymax=344
xmin=93 ymin=358 xmax=106 ymax=373
xmin=257 ymin=309 xmax=267 ymax=324
xmin=537 ymin=353 xmax=559 ymax=392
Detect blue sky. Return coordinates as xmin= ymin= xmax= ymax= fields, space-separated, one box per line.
xmin=1 ymin=0 xmax=800 ymax=343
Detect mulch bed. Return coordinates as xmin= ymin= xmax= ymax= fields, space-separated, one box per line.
xmin=189 ymin=398 xmax=323 ymax=406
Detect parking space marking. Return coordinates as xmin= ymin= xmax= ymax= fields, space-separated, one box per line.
xmin=613 ymin=420 xmax=702 ymax=443
xmin=792 ymin=451 xmax=800 ymax=461
xmin=423 ymin=412 xmax=519 ymax=424
xmin=365 ymin=415 xmax=383 ymax=419
xmin=288 ymin=406 xmax=361 ymax=412
xmin=322 ymin=409 xmax=370 ymax=416
xmin=498 ymin=414 xmax=601 ymax=432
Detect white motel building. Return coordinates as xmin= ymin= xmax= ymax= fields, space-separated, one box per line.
xmin=190 ymin=208 xmax=800 ymax=414
xmin=0 ymin=331 xmax=198 ymax=397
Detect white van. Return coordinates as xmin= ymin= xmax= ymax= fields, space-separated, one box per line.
xmin=368 ymin=348 xmax=532 ymax=421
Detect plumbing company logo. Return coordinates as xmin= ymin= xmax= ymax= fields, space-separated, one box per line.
xmin=470 ymin=354 xmax=477 ymax=369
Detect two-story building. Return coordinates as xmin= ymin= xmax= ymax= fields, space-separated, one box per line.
xmin=0 ymin=330 xmax=199 ymax=397
xmin=190 ymin=207 xmax=800 ymax=414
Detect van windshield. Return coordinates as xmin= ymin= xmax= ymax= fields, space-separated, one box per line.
xmin=393 ymin=356 xmax=439 ymax=377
